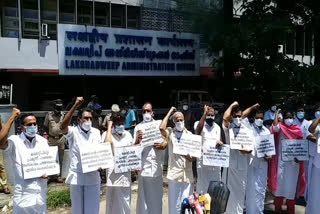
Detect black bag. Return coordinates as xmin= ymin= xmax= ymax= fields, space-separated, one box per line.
xmin=207 ymin=180 xmax=230 ymax=214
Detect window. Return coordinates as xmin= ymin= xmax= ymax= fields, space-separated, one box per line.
xmin=1 ymin=0 xmax=19 ymax=38
xmin=111 ymin=4 xmax=125 ymax=28
xmin=59 ymin=0 xmax=75 ymax=24
xmin=78 ymin=0 xmax=92 ymax=25
xmin=305 ymin=26 xmax=313 ymax=56
xmin=296 ymin=26 xmax=304 ymax=55
xmin=95 ymin=2 xmax=109 ymax=27
xmin=127 ymin=6 xmax=140 ymax=29
xmin=22 ymin=0 xmax=39 ymax=39
xmin=41 ymin=0 xmax=56 ymax=39
xmin=286 ymin=33 xmax=294 ymax=55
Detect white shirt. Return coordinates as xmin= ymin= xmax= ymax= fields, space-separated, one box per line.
xmin=264 ymin=110 xmax=283 ymax=121
xmin=64 ymin=125 xmax=101 ymax=185
xmin=311 ymin=125 xmax=320 ymax=168
xmin=294 ymin=118 xmax=311 ymax=139
xmin=250 ymin=123 xmax=271 ymax=167
xmin=133 ymin=119 xmax=163 ymax=177
xmin=5 ymin=133 xmax=48 ymax=207
xmin=102 ymin=130 xmax=133 ymax=187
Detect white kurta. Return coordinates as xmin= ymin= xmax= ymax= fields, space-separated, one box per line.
xmin=65 ymin=126 xmax=101 ymax=214
xmin=222 ymin=121 xmax=250 ymax=214
xmin=134 ymin=120 xmax=164 ymax=214
xmin=102 ymin=130 xmax=133 ymax=214
xmin=245 ymin=123 xmax=270 ymax=214
xmin=6 ymin=133 xmax=48 ymax=214
xmin=194 ymin=121 xmax=221 ymax=193
xmin=272 ymin=125 xmax=299 ymax=200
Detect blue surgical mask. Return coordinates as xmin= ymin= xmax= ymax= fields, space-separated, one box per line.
xmin=115 ymin=125 xmax=125 ymax=134
xmin=315 ymin=111 xmax=320 ymax=119
xmin=297 ymin=111 xmax=305 ymax=120
xmin=24 ymin=125 xmax=38 ymax=138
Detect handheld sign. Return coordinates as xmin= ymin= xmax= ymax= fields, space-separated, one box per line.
xmin=282 ymin=139 xmax=309 ymax=161
xmin=202 ymin=137 xmax=230 ymax=168
xmin=229 ymin=127 xmax=254 ymax=151
xmin=22 ymin=146 xmax=60 ymax=179
xmin=317 ymin=137 xmax=320 ymax=154
xmin=255 ymin=134 xmax=276 ymax=158
xmin=79 ymin=143 xmax=114 ymax=173
xmin=114 ymin=145 xmax=142 ymax=173
xmin=140 ymin=120 xmax=163 ymax=147
xmin=172 ymin=133 xmax=202 ymax=158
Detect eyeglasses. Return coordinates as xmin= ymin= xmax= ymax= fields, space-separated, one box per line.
xmin=234 ymin=115 xmax=242 ymax=118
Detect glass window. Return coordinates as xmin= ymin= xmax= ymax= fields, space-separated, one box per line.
xmin=78 ymin=0 xmax=92 ymax=25
xmin=127 ymin=6 xmax=139 ymax=29
xmin=22 ymin=0 xmax=39 ymax=39
xmin=95 ymin=2 xmax=109 ymax=27
xmin=41 ymin=0 xmax=56 ymax=39
xmin=1 ymin=0 xmax=19 ymax=38
xmin=305 ymin=26 xmax=313 ymax=56
xmin=59 ymin=0 xmax=75 ymax=24
xmin=111 ymin=4 xmax=125 ymax=28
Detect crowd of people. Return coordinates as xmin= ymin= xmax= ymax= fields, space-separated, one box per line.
xmin=0 ymin=96 xmax=319 ymax=214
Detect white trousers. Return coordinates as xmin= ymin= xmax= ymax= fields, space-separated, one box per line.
xmin=168 ymin=180 xmax=193 ymax=214
xmin=245 ymin=162 xmax=267 ymax=214
xmin=136 ymin=175 xmax=163 ymax=214
xmin=196 ymin=166 xmax=221 ymax=193
xmin=70 ymin=184 xmax=100 ymax=214
xmin=222 ymin=167 xmax=247 ymax=214
xmin=106 ymin=186 xmax=131 ymax=214
xmin=305 ymin=164 xmax=320 ymax=214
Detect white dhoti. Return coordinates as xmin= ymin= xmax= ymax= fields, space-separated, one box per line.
xmin=196 ymin=165 xmax=221 ymax=193
xmin=305 ymin=163 xmax=320 ymax=214
xmin=13 ymin=187 xmax=47 ymax=214
xmin=136 ymin=175 xmax=163 ymax=214
xmin=168 ymin=180 xmax=193 ymax=214
xmin=70 ymin=184 xmax=100 ymax=214
xmin=245 ymin=161 xmax=267 ymax=214
xmin=106 ymin=186 xmax=131 ymax=214
xmin=222 ymin=168 xmax=247 ymax=214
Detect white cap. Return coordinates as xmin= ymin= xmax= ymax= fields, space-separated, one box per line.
xmin=111 ymin=104 xmax=120 ymax=112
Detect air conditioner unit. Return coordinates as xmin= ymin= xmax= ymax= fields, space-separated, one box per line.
xmin=41 ymin=23 xmax=48 ymax=38
xmin=278 ymin=45 xmax=284 ymax=53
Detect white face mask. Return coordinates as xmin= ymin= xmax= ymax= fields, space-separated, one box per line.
xmin=115 ymin=125 xmax=125 ymax=134
xmin=175 ymin=121 xmax=185 ymax=131
xmin=143 ymin=113 xmax=152 ymax=122
xmin=254 ymin=119 xmax=263 ymax=127
xmin=271 ymin=106 xmax=277 ymax=112
xmin=81 ymin=121 xmax=92 ymax=131
xmin=121 ymin=110 xmax=126 ymax=114
xmin=284 ymin=118 xmax=293 ymax=126
xmin=24 ymin=125 xmax=38 ymax=138
xmin=233 ymin=117 xmax=242 ymax=127
xmin=182 ymin=105 xmax=189 ymax=111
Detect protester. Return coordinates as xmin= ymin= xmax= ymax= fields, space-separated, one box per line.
xmin=43 ymin=99 xmax=65 ymax=183
xmin=245 ymin=109 xmax=271 ymax=214
xmin=268 ymin=109 xmax=303 ymax=214
xmin=102 ymin=104 xmax=121 ymax=129
xmin=91 ymin=103 xmax=103 ymax=130
xmin=122 ymin=102 xmax=136 ymax=136
xmin=87 ymin=95 xmax=100 ymax=109
xmin=194 ymin=105 xmax=222 ymax=193
xmin=0 ymin=118 xmax=10 ymax=194
xmin=103 ymin=112 xmax=133 ymax=214
xmin=160 ymin=107 xmax=194 ymax=214
xmin=222 ymin=101 xmax=256 ymax=214
xmin=0 ymin=108 xmax=50 ymax=214
xmin=61 ymin=97 xmax=101 ymax=214
xmin=181 ymin=101 xmax=194 ymax=131
xmin=134 ymin=102 xmax=166 ymax=214
xmin=264 ymin=103 xmax=283 ymax=127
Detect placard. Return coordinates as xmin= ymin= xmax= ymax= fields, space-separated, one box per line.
xmin=229 ymin=127 xmax=254 ymax=151
xmin=317 ymin=137 xmax=320 ymax=154
xmin=22 ymin=146 xmax=60 ymax=179
xmin=114 ymin=145 xmax=142 ymax=173
xmin=172 ymin=133 xmax=202 ymax=158
xmin=202 ymin=138 xmax=230 ymax=167
xmin=80 ymin=143 xmax=114 ymax=173
xmin=282 ymin=139 xmax=309 ymax=161
xmin=140 ymin=120 xmax=163 ymax=147
xmin=255 ymin=134 xmax=276 ymax=158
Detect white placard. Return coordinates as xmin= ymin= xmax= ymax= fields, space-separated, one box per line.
xmin=202 ymin=137 xmax=230 ymax=167
xmin=282 ymin=139 xmax=309 ymax=161
xmin=317 ymin=137 xmax=320 ymax=154
xmin=229 ymin=127 xmax=254 ymax=151
xmin=114 ymin=145 xmax=142 ymax=173
xmin=255 ymin=134 xmax=276 ymax=158
xmin=140 ymin=120 xmax=163 ymax=147
xmin=22 ymin=146 xmax=60 ymax=179
xmin=79 ymin=143 xmax=114 ymax=173
xmin=172 ymin=133 xmax=202 ymax=158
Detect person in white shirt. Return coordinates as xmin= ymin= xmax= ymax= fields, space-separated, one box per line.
xmin=245 ymin=109 xmax=271 ymax=214
xmin=264 ymin=103 xmax=283 ymax=127
xmin=160 ymin=107 xmax=194 ymax=214
xmin=61 ymin=97 xmax=101 ymax=214
xmin=0 ymin=109 xmax=50 ymax=214
xmin=194 ymin=105 xmax=222 ymax=193
xmin=134 ymin=102 xmax=166 ymax=214
xmin=103 ymin=112 xmax=133 ymax=214
xmin=222 ymin=101 xmax=258 ymax=214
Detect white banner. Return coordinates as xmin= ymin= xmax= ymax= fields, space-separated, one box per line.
xmin=255 ymin=134 xmax=276 ymax=158
xmin=140 ymin=120 xmax=163 ymax=147
xmin=172 ymin=134 xmax=202 ymax=158
xmin=114 ymin=145 xmax=142 ymax=173
xmin=202 ymin=137 xmax=230 ymax=167
xmin=229 ymin=127 xmax=254 ymax=151
xmin=22 ymin=146 xmax=60 ymax=179
xmin=282 ymin=139 xmax=309 ymax=161
xmin=79 ymin=143 xmax=114 ymax=173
